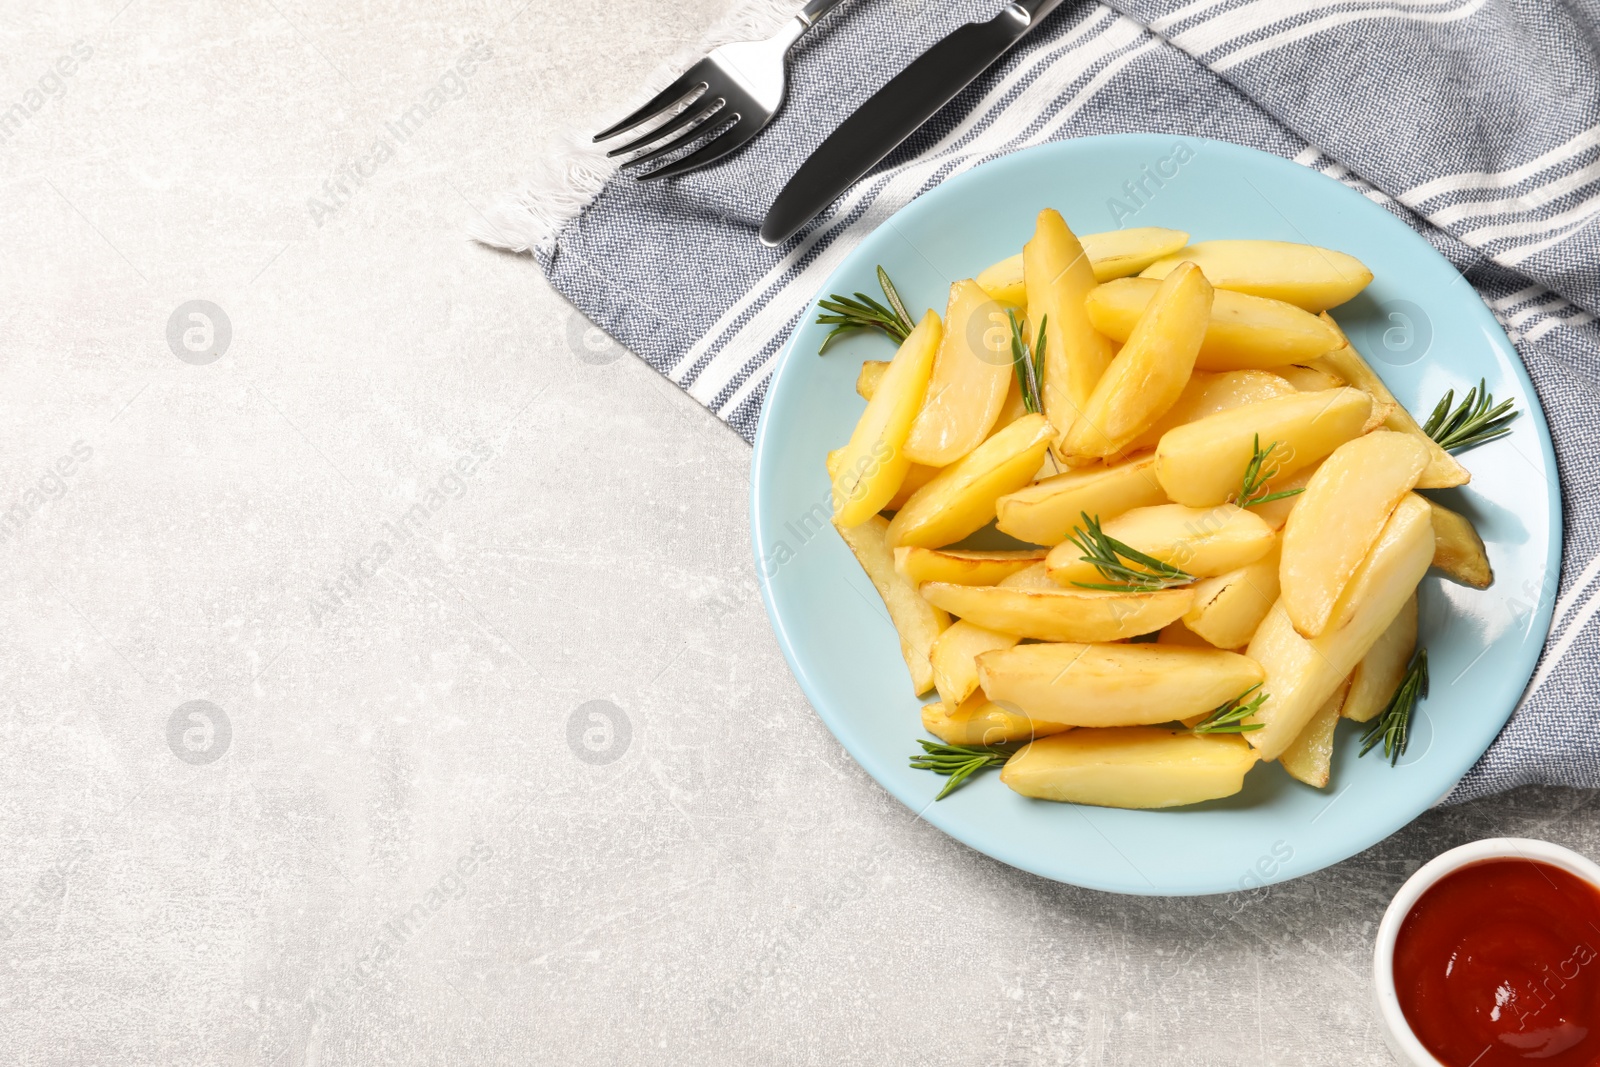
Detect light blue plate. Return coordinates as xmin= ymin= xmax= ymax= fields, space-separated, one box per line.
xmin=750 ymin=135 xmax=1560 ymax=896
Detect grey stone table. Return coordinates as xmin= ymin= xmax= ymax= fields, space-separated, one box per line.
xmin=0 ymin=0 xmax=1592 ymax=1063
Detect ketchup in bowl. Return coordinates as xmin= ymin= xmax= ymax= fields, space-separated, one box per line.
xmin=1393 ymin=858 xmax=1600 ymax=1066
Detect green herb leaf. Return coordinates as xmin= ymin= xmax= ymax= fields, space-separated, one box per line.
xmin=1008 ymin=310 xmax=1045 ymax=415
xmin=1422 ymin=379 xmax=1518 ymax=452
xmin=1192 ymin=684 xmax=1268 ymax=734
xmin=1033 ymin=315 xmax=1048 ymax=412
xmin=815 ymin=267 xmax=915 ymax=354
xmin=1237 ymin=434 xmax=1305 ymax=508
xmin=878 ymin=267 xmax=912 ymax=334
xmin=1360 ymin=647 xmax=1429 ymax=766
xmin=1067 ymin=511 xmax=1196 ymax=591
xmin=909 ymin=739 xmax=1016 ymax=800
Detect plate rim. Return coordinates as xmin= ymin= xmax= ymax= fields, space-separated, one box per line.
xmin=749 ymin=133 xmax=1563 ymax=896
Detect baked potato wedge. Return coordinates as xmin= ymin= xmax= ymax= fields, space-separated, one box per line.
xmin=995 ymin=456 xmax=1166 ymax=546
xmin=1429 ymin=500 xmax=1492 ymax=589
xmin=1153 ymin=387 xmax=1371 ymax=506
xmin=886 ymin=413 xmax=1054 ymax=548
xmin=1309 ymin=324 xmax=1470 ymax=489
xmin=977 ymin=226 xmax=1190 ymax=303
xmin=1183 ymin=540 xmax=1281 ymax=650
xmin=977 ymin=642 xmax=1265 ymax=727
xmin=1279 ymin=431 xmax=1430 ymax=638
xmin=1079 ymin=226 xmax=1193 ymax=282
xmin=929 ymin=619 xmax=1020 ymax=709
xmin=1124 ymin=370 xmax=1297 ymax=455
xmin=1243 ymin=493 xmax=1434 ymax=760
xmin=922 ymin=693 xmax=1071 ymax=746
xmin=1001 ymin=727 xmax=1258 ymax=808
xmin=1343 ymin=593 xmax=1418 ymax=723
xmin=1140 ymin=240 xmax=1373 ymax=312
xmin=1045 ymin=503 xmax=1274 ymax=585
xmin=1065 ymin=263 xmax=1213 ymax=458
xmin=1024 ymin=210 xmax=1115 ymax=454
xmin=904 ymin=280 xmax=1016 ymax=466
xmin=826 ymin=448 xmax=938 ymax=514
xmin=919 ymin=582 xmax=1194 ymax=642
xmin=832 ymin=310 xmax=942 ymax=526
xmin=855 ymin=360 xmax=888 ymax=401
xmin=1084 ymin=278 xmax=1343 ymax=370
xmin=833 ymin=515 xmax=950 ymax=695
xmin=1279 ymin=675 xmax=1352 ymax=788
xmin=894 ymin=546 xmax=1046 ymax=587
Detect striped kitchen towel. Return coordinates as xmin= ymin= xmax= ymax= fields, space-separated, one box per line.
xmin=474 ymin=0 xmax=1600 ymax=802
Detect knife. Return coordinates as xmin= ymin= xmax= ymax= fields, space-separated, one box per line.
xmin=759 ymin=0 xmax=1070 ymax=247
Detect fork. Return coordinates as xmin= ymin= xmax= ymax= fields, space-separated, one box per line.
xmin=592 ymin=0 xmax=848 ymax=180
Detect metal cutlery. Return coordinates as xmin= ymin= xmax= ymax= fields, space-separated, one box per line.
xmin=593 ymin=0 xmax=848 ymax=180
xmin=760 ymin=0 xmax=1069 ymax=245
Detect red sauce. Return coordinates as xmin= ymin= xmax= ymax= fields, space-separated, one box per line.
xmin=1394 ymin=858 xmax=1600 ymax=1067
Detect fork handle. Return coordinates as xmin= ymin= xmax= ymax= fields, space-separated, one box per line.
xmin=797 ymin=0 xmax=848 ymax=28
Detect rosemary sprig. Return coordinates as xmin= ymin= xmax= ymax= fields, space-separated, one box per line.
xmin=1007 ymin=310 xmax=1047 ymax=415
xmin=910 ymin=739 xmax=1016 ymax=800
xmin=1067 ymin=511 xmax=1196 ymax=591
xmin=815 ymin=266 xmax=915 ymax=354
xmin=877 ymin=266 xmax=912 ymax=332
xmin=1360 ymin=647 xmax=1429 ymax=766
xmin=1422 ymin=379 xmax=1518 ymax=452
xmin=1237 ymin=434 xmax=1306 ymax=508
xmin=1192 ymin=684 xmax=1267 ymax=734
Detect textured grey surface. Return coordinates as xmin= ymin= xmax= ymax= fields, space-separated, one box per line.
xmin=0 ymin=1 xmax=1596 ymax=1064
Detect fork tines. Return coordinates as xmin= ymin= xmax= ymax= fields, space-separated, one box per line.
xmin=593 ymin=57 xmax=755 ymax=180
xmin=591 ymin=60 xmax=714 ymax=144
xmin=592 ymin=19 xmax=798 ymax=182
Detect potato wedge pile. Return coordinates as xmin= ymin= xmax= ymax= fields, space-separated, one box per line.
xmin=827 ymin=209 xmax=1498 ymax=810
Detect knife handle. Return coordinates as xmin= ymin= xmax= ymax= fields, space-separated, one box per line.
xmin=798 ymin=0 xmax=848 ymax=27
xmin=1012 ymin=0 xmax=1070 ymax=22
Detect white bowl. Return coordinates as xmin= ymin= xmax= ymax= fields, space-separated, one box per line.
xmin=1372 ymin=837 xmax=1600 ymax=1067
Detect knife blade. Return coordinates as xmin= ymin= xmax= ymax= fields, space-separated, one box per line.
xmin=759 ymin=0 xmax=1068 ymax=247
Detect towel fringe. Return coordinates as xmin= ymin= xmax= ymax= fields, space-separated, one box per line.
xmin=468 ymin=0 xmax=805 ymax=254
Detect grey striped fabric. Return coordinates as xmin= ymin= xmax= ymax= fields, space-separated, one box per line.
xmin=531 ymin=0 xmax=1600 ymax=801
